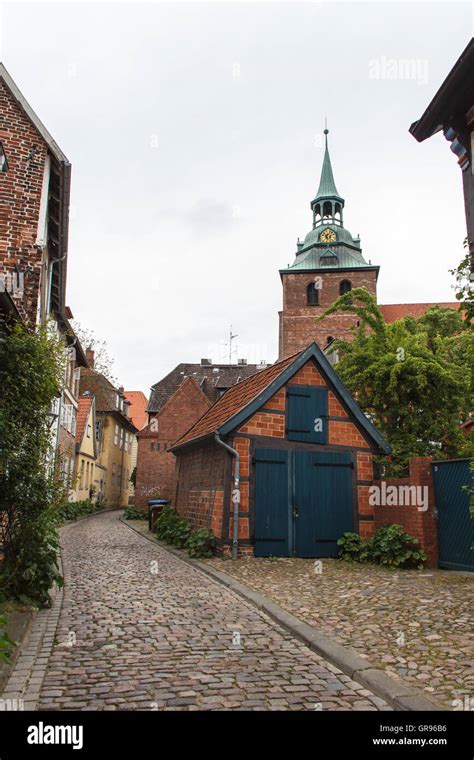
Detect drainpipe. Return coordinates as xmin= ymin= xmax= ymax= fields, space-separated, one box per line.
xmin=214 ymin=432 xmax=240 ymax=560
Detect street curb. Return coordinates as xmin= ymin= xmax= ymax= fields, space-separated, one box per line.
xmin=120 ymin=518 xmax=447 ymax=712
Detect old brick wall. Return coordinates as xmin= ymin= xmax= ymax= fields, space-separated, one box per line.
xmin=373 ymin=457 xmax=438 ymax=567
xmin=279 ymin=269 xmax=378 ymax=358
xmin=174 ymin=442 xmax=227 ymax=540
xmin=0 ymin=80 xmax=47 ymax=324
xmin=135 ymin=378 xmax=211 ymax=507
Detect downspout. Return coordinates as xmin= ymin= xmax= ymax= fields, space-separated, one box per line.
xmin=214 ymin=432 xmax=240 ymax=560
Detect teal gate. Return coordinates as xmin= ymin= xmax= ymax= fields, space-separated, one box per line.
xmin=432 ymin=459 xmax=473 ymax=572
xmin=254 ymin=448 xmax=353 ymax=557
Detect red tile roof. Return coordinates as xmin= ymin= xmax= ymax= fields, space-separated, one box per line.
xmin=76 ymin=395 xmax=93 ymax=444
xmin=124 ymin=391 xmax=148 ymax=430
xmin=380 ymin=302 xmax=459 ymax=323
xmin=173 ymin=352 xmax=299 ymax=448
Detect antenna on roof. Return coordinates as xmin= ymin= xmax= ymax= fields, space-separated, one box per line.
xmin=226 ymin=325 xmax=238 ymax=364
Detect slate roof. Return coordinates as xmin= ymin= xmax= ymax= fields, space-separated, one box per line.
xmin=147 ymin=362 xmax=263 ymax=414
xmin=171 ymin=343 xmax=391 ymax=454
xmin=380 ymin=302 xmax=459 ymax=323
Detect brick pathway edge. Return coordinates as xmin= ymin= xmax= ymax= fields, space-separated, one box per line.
xmin=122 ymin=518 xmax=446 ymax=713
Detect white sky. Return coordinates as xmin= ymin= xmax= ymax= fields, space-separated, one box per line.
xmin=2 ymin=2 xmax=472 ymax=395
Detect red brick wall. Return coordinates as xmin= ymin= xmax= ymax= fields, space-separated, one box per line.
xmin=135 ymin=378 xmax=211 ymax=507
xmin=174 ymin=442 xmax=227 ymax=539
xmin=0 ymin=80 xmax=47 ymax=324
xmin=373 ymin=457 xmax=438 ymax=567
xmin=279 ymin=269 xmax=378 ymax=358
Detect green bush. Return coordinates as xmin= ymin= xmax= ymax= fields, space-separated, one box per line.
xmin=58 ymin=499 xmax=100 ymax=522
xmin=370 ymin=524 xmax=426 ymax=569
xmin=154 ymin=507 xmax=216 ymax=557
xmin=186 ymin=528 xmax=216 ymax=558
xmin=338 ymin=524 xmax=426 ymax=569
xmin=124 ymin=505 xmax=146 ymax=520
xmin=337 ymin=532 xmax=371 ymax=563
xmin=0 ymin=614 xmax=14 ymax=664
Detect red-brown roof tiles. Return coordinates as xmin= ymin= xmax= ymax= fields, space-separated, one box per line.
xmin=380 ymin=302 xmax=459 ymax=323
xmin=124 ymin=391 xmax=148 ymax=430
xmin=173 ymin=352 xmax=299 ymax=448
xmin=76 ymin=395 xmax=93 ymax=444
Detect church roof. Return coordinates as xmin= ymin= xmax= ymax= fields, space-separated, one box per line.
xmin=313 ymin=130 xmax=343 ymax=202
xmin=283 ymin=243 xmax=376 ymax=272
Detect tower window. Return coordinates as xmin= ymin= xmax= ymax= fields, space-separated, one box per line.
xmin=306 ymin=282 xmax=319 ymax=306
xmin=340 ymin=280 xmax=352 ymax=296
xmin=0 ymin=142 xmax=8 ymax=173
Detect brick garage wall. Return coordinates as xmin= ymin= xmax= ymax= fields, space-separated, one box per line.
xmin=0 ymin=80 xmax=47 ymax=324
xmin=373 ymin=457 xmax=438 ymax=567
xmin=174 ymin=442 xmax=227 ymax=540
xmin=279 ymin=269 xmax=378 ymax=358
xmin=135 ymin=378 xmax=211 ymax=507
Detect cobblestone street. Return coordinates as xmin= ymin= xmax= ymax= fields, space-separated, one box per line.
xmin=3 ymin=511 xmax=391 ymax=711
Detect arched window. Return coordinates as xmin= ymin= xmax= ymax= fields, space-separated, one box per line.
xmin=307 ymin=282 xmax=319 ymax=306
xmin=340 ymin=279 xmax=352 ymax=296
xmin=326 ymin=336 xmax=334 ymax=345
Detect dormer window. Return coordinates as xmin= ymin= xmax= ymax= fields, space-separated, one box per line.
xmin=320 ymin=249 xmax=338 ymax=267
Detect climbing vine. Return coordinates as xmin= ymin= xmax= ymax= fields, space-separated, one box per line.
xmin=0 ymin=323 xmax=66 ymax=606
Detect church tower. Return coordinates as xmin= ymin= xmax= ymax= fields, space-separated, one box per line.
xmin=278 ymin=130 xmax=379 ymax=358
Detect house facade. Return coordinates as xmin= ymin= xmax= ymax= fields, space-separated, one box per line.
xmin=124 ymin=391 xmax=148 ymax=504
xmin=135 ymin=360 xmax=263 ymax=506
xmin=171 ymin=343 xmax=390 ymax=558
xmin=74 ymin=392 xmax=98 ymax=502
xmin=80 ymin=353 xmax=137 ymax=508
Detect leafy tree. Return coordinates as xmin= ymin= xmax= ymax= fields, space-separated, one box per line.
xmin=450 ymin=238 xmax=473 ymax=325
xmin=0 ymin=323 xmax=66 ymax=605
xmin=72 ymin=322 xmax=117 ymax=383
xmin=318 ymin=290 xmax=471 ymax=475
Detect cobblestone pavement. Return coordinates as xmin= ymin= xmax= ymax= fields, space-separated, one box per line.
xmin=206 ymin=555 xmax=474 ymax=708
xmin=2 ymin=512 xmax=391 ymax=711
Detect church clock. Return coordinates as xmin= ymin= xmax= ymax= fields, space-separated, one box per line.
xmin=320 ymin=228 xmax=337 ymax=243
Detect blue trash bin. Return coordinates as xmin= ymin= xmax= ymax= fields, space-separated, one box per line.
xmin=147 ymin=499 xmax=170 ymax=531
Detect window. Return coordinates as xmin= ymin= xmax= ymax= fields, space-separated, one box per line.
xmin=115 ymin=394 xmax=120 ymax=409
xmin=95 ymin=420 xmax=102 ymax=441
xmin=114 ymin=424 xmax=119 ymax=446
xmin=306 ymin=282 xmax=319 ymax=306
xmin=340 ymin=280 xmax=352 ymax=296
xmin=80 ymin=460 xmax=85 ymax=490
xmin=124 ymin=432 xmax=128 ymax=452
xmin=112 ymin=464 xmax=116 ymax=484
xmin=119 ymin=428 xmax=124 ymax=449
xmin=86 ymin=424 xmax=91 ymax=438
xmin=0 ymin=142 xmax=9 ymax=173
xmin=286 ymin=385 xmax=328 ymax=444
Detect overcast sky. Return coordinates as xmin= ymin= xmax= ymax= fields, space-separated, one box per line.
xmin=2 ymin=2 xmax=472 ymax=395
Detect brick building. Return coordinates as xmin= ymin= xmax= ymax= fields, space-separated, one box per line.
xmin=0 ymin=64 xmax=88 ymax=484
xmin=124 ymin=391 xmax=148 ymax=503
xmin=135 ymin=361 xmax=263 ymax=506
xmin=170 ymin=342 xmax=391 ymax=558
xmin=278 ymin=129 xmax=459 ymax=358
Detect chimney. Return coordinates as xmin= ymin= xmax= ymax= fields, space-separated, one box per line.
xmin=86 ymin=348 xmax=95 ymax=368
xmin=237 ymin=358 xmax=247 ymax=365
xmin=200 ymin=358 xmax=211 ymax=365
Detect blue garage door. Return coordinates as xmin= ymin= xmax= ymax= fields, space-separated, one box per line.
xmin=254 ymin=448 xmax=353 ymax=557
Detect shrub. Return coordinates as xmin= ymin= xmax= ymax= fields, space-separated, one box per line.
xmin=338 ymin=524 xmax=426 ymax=569
xmin=337 ymin=532 xmax=371 ymax=563
xmin=124 ymin=505 xmax=146 ymax=520
xmin=370 ymin=524 xmax=426 ymax=569
xmin=186 ymin=528 xmax=216 ymax=558
xmin=58 ymin=499 xmax=100 ymax=522
xmin=154 ymin=505 xmax=183 ymax=543
xmin=0 ymin=614 xmax=14 ymax=664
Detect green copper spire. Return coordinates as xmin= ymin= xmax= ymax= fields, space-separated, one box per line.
xmin=313 ymin=128 xmax=343 ymax=202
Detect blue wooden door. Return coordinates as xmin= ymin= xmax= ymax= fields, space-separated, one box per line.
xmin=286 ymin=385 xmax=328 ymax=445
xmin=254 ymin=448 xmax=353 ymax=557
xmin=433 ymin=459 xmax=473 ymax=571
xmin=294 ymin=451 xmax=354 ymax=557
xmin=254 ymin=448 xmax=290 ymax=557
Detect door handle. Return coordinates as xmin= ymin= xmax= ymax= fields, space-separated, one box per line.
xmin=293 ymin=505 xmax=299 ymax=518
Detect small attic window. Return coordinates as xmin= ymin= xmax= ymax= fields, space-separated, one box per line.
xmin=320 ymin=249 xmax=338 ymax=267
xmin=0 ymin=142 xmax=8 ymax=173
